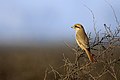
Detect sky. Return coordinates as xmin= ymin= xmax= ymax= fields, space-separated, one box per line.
xmin=0 ymin=0 xmax=120 ymax=44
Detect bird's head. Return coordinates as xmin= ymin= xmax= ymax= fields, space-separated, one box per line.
xmin=71 ymin=24 xmax=84 ymax=31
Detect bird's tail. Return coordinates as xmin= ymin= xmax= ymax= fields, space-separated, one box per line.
xmin=84 ymin=48 xmax=94 ymax=62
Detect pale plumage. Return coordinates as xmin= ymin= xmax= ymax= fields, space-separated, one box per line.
xmin=76 ymin=29 xmax=89 ymax=49
xmin=71 ymin=24 xmax=94 ymax=62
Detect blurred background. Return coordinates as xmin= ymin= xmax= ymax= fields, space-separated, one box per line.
xmin=0 ymin=0 xmax=120 ymax=80
xmin=0 ymin=0 xmax=120 ymax=46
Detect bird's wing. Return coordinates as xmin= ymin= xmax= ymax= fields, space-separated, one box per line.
xmin=76 ymin=30 xmax=89 ymax=48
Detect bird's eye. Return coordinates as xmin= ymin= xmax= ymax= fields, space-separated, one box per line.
xmin=75 ymin=25 xmax=80 ymax=28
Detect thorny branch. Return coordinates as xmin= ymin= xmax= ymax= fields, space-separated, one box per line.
xmin=44 ymin=2 xmax=120 ymax=80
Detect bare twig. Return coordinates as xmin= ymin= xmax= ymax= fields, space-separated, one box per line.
xmin=44 ymin=68 xmax=48 ymax=80
xmin=82 ymin=3 xmax=97 ymax=36
xmin=45 ymin=1 xmax=120 ymax=80
xmin=104 ymin=0 xmax=120 ymax=26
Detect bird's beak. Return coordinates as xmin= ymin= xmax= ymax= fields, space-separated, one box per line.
xmin=71 ymin=26 xmax=74 ymax=28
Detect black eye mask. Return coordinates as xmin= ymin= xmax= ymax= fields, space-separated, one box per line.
xmin=75 ymin=25 xmax=80 ymax=28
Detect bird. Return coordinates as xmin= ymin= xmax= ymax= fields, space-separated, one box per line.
xmin=71 ymin=24 xmax=94 ymax=62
